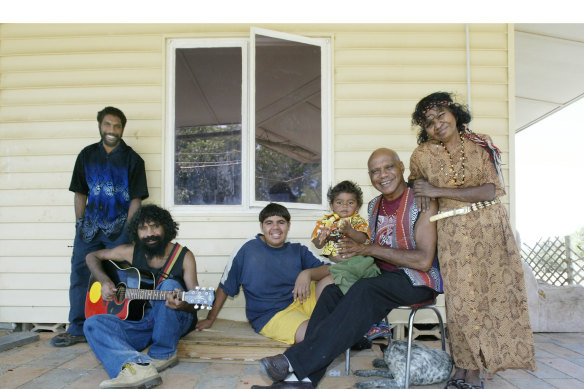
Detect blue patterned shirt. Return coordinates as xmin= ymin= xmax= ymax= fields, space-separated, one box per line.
xmin=69 ymin=140 xmax=148 ymax=242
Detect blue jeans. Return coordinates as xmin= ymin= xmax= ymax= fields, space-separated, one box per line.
xmin=68 ymin=227 xmax=130 ymax=336
xmin=83 ymin=279 xmax=195 ymax=378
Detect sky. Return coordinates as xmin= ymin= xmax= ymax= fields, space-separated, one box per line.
xmin=515 ymin=98 xmax=584 ymax=242
xmin=4 ymin=1 xmax=583 ymax=23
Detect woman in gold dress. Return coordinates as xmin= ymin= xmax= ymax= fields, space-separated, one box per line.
xmin=408 ymin=92 xmax=536 ymax=389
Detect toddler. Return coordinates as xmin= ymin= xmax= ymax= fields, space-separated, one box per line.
xmin=312 ymin=181 xmax=389 ymax=341
xmin=312 ymin=181 xmax=381 ymax=293
xmin=312 ymin=181 xmax=371 ymax=257
xmin=312 ymin=180 xmax=370 ymax=258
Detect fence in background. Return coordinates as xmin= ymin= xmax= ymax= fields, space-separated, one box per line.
xmin=520 ymin=236 xmax=584 ymax=286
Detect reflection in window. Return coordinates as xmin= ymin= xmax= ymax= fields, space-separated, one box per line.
xmin=175 ymin=125 xmax=241 ymax=205
xmin=174 ymin=47 xmax=242 ymax=205
xmin=255 ymin=34 xmax=322 ymax=204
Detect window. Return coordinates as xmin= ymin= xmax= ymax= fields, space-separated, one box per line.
xmin=166 ymin=29 xmax=331 ymax=212
xmin=171 ymin=44 xmax=244 ymax=206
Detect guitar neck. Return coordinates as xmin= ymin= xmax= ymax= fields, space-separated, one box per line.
xmin=124 ymin=288 xmax=181 ymax=301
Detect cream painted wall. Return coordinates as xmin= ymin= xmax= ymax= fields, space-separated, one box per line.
xmin=0 ymin=23 xmax=512 ymax=325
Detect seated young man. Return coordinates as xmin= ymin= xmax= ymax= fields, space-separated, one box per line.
xmin=84 ymin=205 xmax=200 ymax=389
xmin=196 ymin=203 xmax=332 ymax=345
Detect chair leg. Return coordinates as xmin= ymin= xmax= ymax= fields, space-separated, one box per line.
xmin=405 ymin=306 xmax=446 ymax=389
xmin=404 ymin=308 xmax=417 ymax=389
xmin=385 ymin=315 xmax=392 ymax=343
xmin=346 ymin=316 xmax=392 ymax=376
xmin=345 ymin=347 xmax=350 ymax=375
xmin=434 ymin=306 xmax=447 ymax=351
xmin=422 ymin=305 xmax=447 ymax=351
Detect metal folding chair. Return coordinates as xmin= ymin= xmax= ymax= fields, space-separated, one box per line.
xmin=345 ymin=300 xmax=446 ymax=389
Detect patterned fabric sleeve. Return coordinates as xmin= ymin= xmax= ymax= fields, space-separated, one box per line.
xmin=350 ymin=214 xmax=371 ymax=239
xmin=367 ymin=195 xmax=382 ymax=240
xmin=477 ymin=134 xmax=506 ymax=198
xmin=408 ymin=147 xmax=427 ymax=182
xmin=311 ymin=216 xmax=329 ymax=240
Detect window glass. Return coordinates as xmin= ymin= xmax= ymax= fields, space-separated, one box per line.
xmin=174 ymin=47 xmax=242 ymax=205
xmin=254 ymin=34 xmax=322 ymax=204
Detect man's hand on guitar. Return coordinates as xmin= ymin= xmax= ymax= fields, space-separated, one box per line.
xmin=165 ymin=288 xmax=188 ymax=311
xmin=101 ymin=280 xmax=117 ymax=301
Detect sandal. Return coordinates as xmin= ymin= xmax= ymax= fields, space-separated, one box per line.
xmin=365 ymin=321 xmax=391 ymax=340
xmin=444 ymin=378 xmax=465 ymax=389
xmin=459 ymin=381 xmax=485 ymax=389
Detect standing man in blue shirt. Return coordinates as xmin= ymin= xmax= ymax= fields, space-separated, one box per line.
xmin=196 ymin=203 xmax=332 ymax=345
xmin=51 ymin=106 xmax=149 ymax=347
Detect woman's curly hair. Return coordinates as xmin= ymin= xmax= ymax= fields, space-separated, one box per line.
xmin=411 ymin=91 xmax=471 ymax=145
xmin=128 ymin=204 xmax=178 ymax=243
xmin=327 ymin=180 xmax=363 ymax=208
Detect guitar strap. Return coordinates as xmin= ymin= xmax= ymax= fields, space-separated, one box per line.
xmin=157 ymin=243 xmax=184 ymax=285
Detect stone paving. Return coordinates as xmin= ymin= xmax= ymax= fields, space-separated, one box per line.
xmin=0 ymin=331 xmax=583 ymax=388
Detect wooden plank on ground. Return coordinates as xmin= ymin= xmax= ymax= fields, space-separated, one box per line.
xmin=0 ymin=331 xmax=40 ymax=352
xmin=178 ymin=319 xmax=287 ymax=363
xmin=178 ymin=344 xmax=287 ymax=363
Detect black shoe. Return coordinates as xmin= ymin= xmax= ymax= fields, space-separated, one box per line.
xmin=351 ymin=336 xmax=372 ymax=350
xmin=50 ymin=333 xmax=86 ymax=347
xmin=251 ymin=382 xmax=314 ymax=389
xmin=258 ymin=354 xmax=291 ymax=382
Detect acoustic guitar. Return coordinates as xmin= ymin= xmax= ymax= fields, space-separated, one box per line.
xmin=85 ymin=260 xmax=215 ymax=320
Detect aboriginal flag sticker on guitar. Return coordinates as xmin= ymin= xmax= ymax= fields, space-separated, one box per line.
xmin=85 ymin=260 xmax=215 ymax=320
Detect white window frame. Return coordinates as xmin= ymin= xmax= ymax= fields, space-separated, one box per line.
xmin=250 ymin=27 xmax=332 ymax=211
xmin=165 ymin=38 xmax=249 ymax=214
xmin=165 ymin=29 xmax=331 ymax=214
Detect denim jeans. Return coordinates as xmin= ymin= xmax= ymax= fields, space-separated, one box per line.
xmin=83 ymin=279 xmax=195 ymax=378
xmin=68 ymin=227 xmax=130 ymax=336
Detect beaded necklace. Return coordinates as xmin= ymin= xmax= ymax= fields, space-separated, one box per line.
xmin=440 ymin=131 xmax=466 ymax=186
xmin=380 ymin=197 xmax=399 ymax=218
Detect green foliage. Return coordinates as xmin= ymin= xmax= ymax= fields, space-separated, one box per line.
xmin=174 ymin=125 xmax=322 ymax=205
xmin=175 ymin=125 xmax=242 ymax=205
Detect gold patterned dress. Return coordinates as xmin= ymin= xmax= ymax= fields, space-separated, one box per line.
xmin=409 ymin=134 xmax=536 ymax=375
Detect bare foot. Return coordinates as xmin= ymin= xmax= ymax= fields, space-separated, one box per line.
xmin=464 ymin=369 xmax=482 ymax=387
xmin=452 ymin=368 xmax=466 ymax=380
xmin=445 ymin=368 xmax=466 ymax=388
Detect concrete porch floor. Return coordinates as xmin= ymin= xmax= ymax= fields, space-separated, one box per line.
xmin=0 ymin=331 xmax=583 ymax=389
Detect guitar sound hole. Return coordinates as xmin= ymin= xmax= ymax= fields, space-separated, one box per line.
xmin=115 ymin=286 xmax=127 ymax=303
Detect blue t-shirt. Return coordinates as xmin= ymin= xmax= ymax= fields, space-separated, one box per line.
xmin=219 ymin=234 xmax=325 ymax=332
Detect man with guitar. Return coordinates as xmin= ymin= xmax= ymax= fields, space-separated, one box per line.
xmin=84 ymin=204 xmax=207 ymax=389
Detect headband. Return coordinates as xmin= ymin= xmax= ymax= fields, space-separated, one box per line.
xmin=418 ymin=100 xmax=453 ymax=126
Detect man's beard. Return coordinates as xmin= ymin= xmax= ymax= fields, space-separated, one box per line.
xmin=137 ymin=236 xmax=168 ymax=259
xmin=100 ymin=131 xmax=121 ymax=149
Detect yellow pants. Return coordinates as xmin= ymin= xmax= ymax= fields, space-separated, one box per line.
xmin=260 ymin=281 xmax=317 ymax=345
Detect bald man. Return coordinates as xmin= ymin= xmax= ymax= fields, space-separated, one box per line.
xmin=253 ymin=148 xmax=444 ymax=389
